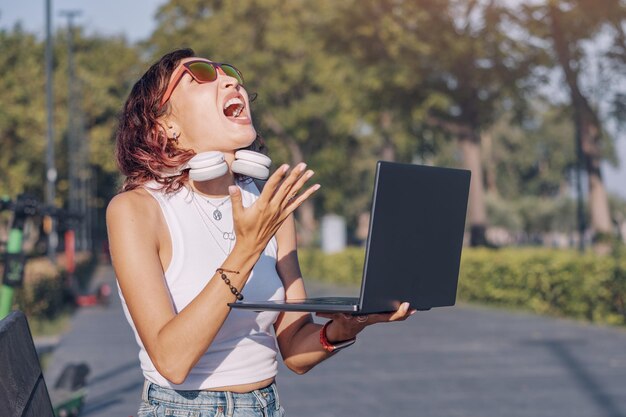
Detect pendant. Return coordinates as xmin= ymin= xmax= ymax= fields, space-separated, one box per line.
xmin=223 ymin=231 xmax=236 ymax=241
xmin=213 ymin=209 xmax=222 ymax=221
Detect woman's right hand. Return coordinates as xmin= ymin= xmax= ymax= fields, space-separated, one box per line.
xmin=229 ymin=162 xmax=319 ymax=253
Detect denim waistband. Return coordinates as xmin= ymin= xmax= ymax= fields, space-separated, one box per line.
xmin=141 ymin=380 xmax=280 ymax=414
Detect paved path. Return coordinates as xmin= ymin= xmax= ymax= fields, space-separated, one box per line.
xmin=42 ymin=264 xmax=626 ymax=417
xmin=43 ymin=264 xmax=144 ymax=417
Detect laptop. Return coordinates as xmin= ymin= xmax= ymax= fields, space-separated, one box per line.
xmin=229 ymin=161 xmax=471 ymax=314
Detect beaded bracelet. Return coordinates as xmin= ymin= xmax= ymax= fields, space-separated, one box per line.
xmin=216 ymin=268 xmax=244 ymax=301
xmin=319 ymin=320 xmax=356 ymax=353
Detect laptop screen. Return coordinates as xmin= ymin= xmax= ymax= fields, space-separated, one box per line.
xmin=358 ymin=161 xmax=470 ymax=313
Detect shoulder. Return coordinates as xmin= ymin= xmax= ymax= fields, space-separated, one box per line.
xmin=106 ymin=188 xmax=160 ymax=227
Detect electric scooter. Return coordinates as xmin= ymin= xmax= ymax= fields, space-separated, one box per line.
xmin=0 ymin=195 xmax=89 ymax=417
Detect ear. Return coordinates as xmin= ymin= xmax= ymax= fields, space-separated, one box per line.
xmin=156 ymin=117 xmax=182 ymax=141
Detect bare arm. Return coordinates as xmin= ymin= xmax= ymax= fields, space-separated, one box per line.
xmin=272 ymin=215 xmax=328 ymax=374
xmin=107 ymin=164 xmax=317 ymax=385
xmin=274 ymin=216 xmax=416 ymax=375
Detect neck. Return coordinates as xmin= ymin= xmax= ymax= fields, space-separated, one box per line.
xmin=190 ymin=172 xmax=236 ymax=198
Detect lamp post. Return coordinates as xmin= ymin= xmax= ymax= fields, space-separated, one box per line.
xmin=575 ymin=116 xmax=586 ymax=252
xmin=60 ymin=10 xmax=82 ymax=249
xmin=45 ymin=0 xmax=57 ymax=262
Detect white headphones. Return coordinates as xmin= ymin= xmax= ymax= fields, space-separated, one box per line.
xmin=186 ymin=150 xmax=272 ymax=181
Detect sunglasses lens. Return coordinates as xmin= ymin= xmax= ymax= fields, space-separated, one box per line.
xmin=221 ymin=64 xmax=244 ymax=85
xmin=188 ymin=62 xmax=217 ymax=82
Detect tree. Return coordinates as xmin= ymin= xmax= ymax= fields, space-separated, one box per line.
xmin=518 ymin=0 xmax=626 ymax=250
xmin=148 ymin=0 xmax=362 ymax=244
xmin=487 ymin=103 xmax=576 ymax=200
xmin=0 ymin=25 xmax=48 ymax=198
xmin=425 ymin=0 xmax=550 ymax=246
xmin=326 ymin=0 xmax=546 ymax=246
xmin=483 ymin=103 xmax=580 ymax=241
xmin=0 ymin=23 xmax=141 ymax=243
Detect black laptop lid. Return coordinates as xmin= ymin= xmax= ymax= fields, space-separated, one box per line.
xmin=358 ymin=161 xmax=471 ymax=313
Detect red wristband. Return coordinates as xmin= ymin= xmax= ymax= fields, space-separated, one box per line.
xmin=319 ymin=320 xmax=356 ymax=353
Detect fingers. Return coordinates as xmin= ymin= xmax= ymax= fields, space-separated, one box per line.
xmin=386 ymin=302 xmax=415 ymax=322
xmin=284 ymin=184 xmax=320 ymax=213
xmin=258 ymin=164 xmax=290 ymax=203
xmin=274 ymin=163 xmax=311 ymax=204
xmin=257 ymin=163 xmax=315 ymax=207
xmin=284 ymin=169 xmax=314 ymax=203
xmin=316 ymin=303 xmax=415 ymax=324
xmin=228 ymin=185 xmax=243 ymax=218
xmin=367 ymin=303 xmax=416 ymax=323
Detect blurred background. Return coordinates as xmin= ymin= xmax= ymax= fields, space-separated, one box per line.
xmin=1 ymin=1 xmax=626 ymax=416
xmin=2 ymin=0 xmax=626 ymax=249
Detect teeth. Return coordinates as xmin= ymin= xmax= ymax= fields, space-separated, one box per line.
xmin=224 ymin=97 xmax=244 ymax=110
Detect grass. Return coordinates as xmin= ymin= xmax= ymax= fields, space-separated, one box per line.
xmin=28 ymin=311 xmax=72 ymax=337
xmin=29 ymin=312 xmax=72 ymax=372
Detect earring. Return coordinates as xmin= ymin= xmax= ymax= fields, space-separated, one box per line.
xmin=171 ymin=132 xmax=179 ymax=142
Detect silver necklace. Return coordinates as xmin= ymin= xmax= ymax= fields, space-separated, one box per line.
xmin=190 ymin=190 xmax=235 ymax=255
xmin=205 ymin=196 xmax=231 ymax=221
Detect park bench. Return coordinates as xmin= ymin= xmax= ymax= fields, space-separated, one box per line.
xmin=0 ymin=310 xmax=87 ymax=417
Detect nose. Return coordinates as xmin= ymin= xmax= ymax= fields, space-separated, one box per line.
xmin=217 ymin=67 xmax=239 ymax=89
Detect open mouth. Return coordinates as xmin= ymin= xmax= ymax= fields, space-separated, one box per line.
xmin=223 ymin=96 xmax=246 ymax=118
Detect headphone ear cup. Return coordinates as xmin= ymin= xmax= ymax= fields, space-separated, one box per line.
xmin=187 ymin=151 xmax=229 ymax=181
xmin=231 ymin=160 xmax=270 ymax=180
xmin=232 ymin=150 xmax=272 ymax=180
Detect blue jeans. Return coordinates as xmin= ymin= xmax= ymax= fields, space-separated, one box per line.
xmin=137 ymin=380 xmax=286 ymax=417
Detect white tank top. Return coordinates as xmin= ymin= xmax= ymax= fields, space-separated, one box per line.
xmin=117 ymin=180 xmax=285 ymax=390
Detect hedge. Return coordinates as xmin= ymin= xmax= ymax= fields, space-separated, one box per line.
xmin=298 ymin=247 xmax=626 ymax=326
xmin=1 ymin=252 xmax=96 ymax=322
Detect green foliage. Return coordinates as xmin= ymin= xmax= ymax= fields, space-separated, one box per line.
xmin=149 ymin=0 xmax=367 ymax=220
xmin=299 ymin=247 xmax=366 ymax=286
xmin=487 ymin=105 xmax=576 ymax=199
xmin=0 ymin=26 xmax=47 ymax=197
xmin=2 ymin=0 xmax=626 ymax=244
xmin=459 ymin=247 xmax=626 ymax=325
xmin=4 ymin=252 xmax=97 ymax=323
xmin=0 ymin=25 xmax=140 ymax=213
xmin=486 ymin=193 xmax=578 ymax=234
xmin=299 ymin=247 xmax=626 ymax=326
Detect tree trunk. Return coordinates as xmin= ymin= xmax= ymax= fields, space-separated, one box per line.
xmin=581 ymin=116 xmax=613 ymax=237
xmin=482 ymin=130 xmax=498 ymax=195
xmin=426 ymin=114 xmax=490 ymax=246
xmin=262 ymin=113 xmax=317 ymax=246
xmin=549 ymin=4 xmax=613 ymax=251
xmin=380 ymin=111 xmax=396 ymax=162
xmin=459 ymin=130 xmax=489 ymax=246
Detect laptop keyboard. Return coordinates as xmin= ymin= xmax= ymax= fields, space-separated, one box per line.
xmin=293 ymin=297 xmax=359 ymax=305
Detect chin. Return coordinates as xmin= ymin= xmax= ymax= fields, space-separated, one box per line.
xmin=240 ymin=127 xmax=258 ymax=147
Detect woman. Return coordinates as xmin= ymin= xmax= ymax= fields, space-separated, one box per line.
xmin=107 ymin=48 xmax=415 ymax=417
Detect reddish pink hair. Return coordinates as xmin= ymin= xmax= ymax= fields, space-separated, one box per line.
xmin=116 ymin=48 xmax=266 ymax=193
xmin=116 ymin=49 xmax=196 ymax=193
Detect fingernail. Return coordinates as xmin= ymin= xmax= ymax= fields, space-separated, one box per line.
xmin=228 ymin=185 xmax=238 ymax=195
xmin=402 ymin=302 xmax=410 ymax=312
xmin=305 ymin=170 xmax=314 ymax=178
xmin=313 ymin=184 xmax=321 ymax=191
xmin=410 ymin=310 xmax=417 ymax=316
xmin=281 ymin=164 xmax=289 ymax=173
xmin=298 ymin=162 xmax=307 ymax=172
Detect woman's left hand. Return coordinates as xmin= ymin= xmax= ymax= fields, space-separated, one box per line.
xmin=316 ymin=302 xmax=416 ymax=343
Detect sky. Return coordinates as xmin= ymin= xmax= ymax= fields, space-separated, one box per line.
xmin=0 ymin=0 xmax=166 ymax=42
xmin=0 ymin=0 xmax=625 ymax=198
